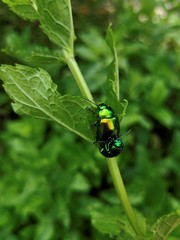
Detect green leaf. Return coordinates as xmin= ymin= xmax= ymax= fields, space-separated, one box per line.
xmin=106 ymin=25 xmax=119 ymax=100
xmin=104 ymin=26 xmax=128 ymax=121
xmin=35 ymin=219 xmax=54 ymax=240
xmin=148 ymin=80 xmax=169 ymax=106
xmin=103 ymin=81 xmax=128 ymax=121
xmin=3 ymin=29 xmax=62 ymax=69
xmin=153 ymin=108 xmax=173 ymax=127
xmin=31 ymin=0 xmax=74 ymax=54
xmin=76 ymin=28 xmax=110 ymax=61
xmin=104 ymin=79 xmax=118 ymax=108
xmin=2 ymin=0 xmax=38 ymax=21
xmin=152 ymin=211 xmax=180 ymax=240
xmin=71 ymin=173 xmax=90 ymax=192
xmin=90 ymin=204 xmax=135 ymax=238
xmin=0 ymin=64 xmax=94 ymax=142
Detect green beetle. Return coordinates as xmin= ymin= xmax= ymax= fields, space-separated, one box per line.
xmin=94 ymin=103 xmax=124 ymax=158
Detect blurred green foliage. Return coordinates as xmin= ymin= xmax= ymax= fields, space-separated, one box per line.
xmin=0 ymin=0 xmax=180 ymax=239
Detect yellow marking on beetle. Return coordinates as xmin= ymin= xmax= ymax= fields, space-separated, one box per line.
xmin=101 ymin=119 xmax=114 ymax=130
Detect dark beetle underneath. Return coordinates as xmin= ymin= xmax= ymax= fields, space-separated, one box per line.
xmin=94 ymin=103 xmax=124 ymax=158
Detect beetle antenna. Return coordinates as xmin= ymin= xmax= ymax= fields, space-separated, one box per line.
xmin=81 ymin=97 xmax=102 ymax=107
xmin=81 ymin=97 xmax=97 ymax=106
xmin=121 ymin=129 xmax=132 ymax=139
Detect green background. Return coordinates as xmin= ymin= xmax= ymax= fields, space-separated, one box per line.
xmin=0 ymin=0 xmax=179 ymax=239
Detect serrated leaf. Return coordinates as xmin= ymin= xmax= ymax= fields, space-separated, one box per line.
xmin=32 ymin=0 xmax=74 ymax=54
xmin=2 ymin=0 xmax=38 ymax=21
xmin=0 ymin=64 xmax=94 ymax=142
xmin=152 ymin=211 xmax=180 ymax=240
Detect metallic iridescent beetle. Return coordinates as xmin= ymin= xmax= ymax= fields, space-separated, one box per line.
xmin=93 ymin=103 xmax=124 ymax=158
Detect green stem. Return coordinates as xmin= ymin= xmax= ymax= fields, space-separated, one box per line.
xmin=63 ymin=50 xmax=93 ymax=101
xmin=107 ymin=157 xmax=143 ymax=236
xmin=63 ymin=47 xmax=143 ymax=236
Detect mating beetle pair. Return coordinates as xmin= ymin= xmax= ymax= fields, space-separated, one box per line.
xmin=92 ymin=103 xmax=124 ymax=158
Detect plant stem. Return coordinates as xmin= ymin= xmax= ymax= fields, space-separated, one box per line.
xmin=107 ymin=157 xmax=143 ymax=236
xmin=63 ymin=50 xmax=93 ymax=101
xmin=63 ymin=47 xmax=143 ymax=236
